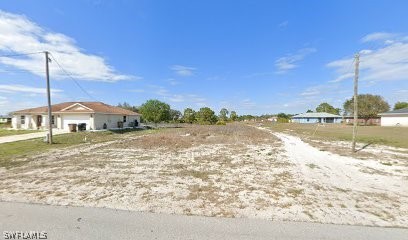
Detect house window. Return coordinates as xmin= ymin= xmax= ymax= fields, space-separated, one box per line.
xmin=307 ymin=118 xmax=309 ymax=122
xmin=51 ymin=116 xmax=55 ymax=125
xmin=123 ymin=116 xmax=127 ymax=122
xmin=21 ymin=115 xmax=25 ymax=124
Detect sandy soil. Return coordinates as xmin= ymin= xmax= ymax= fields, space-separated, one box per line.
xmin=0 ymin=124 xmax=407 ymax=227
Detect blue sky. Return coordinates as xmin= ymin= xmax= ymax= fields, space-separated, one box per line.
xmin=0 ymin=0 xmax=407 ymax=115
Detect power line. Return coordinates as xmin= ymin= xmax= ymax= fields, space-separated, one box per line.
xmin=48 ymin=53 xmax=100 ymax=102
xmin=0 ymin=69 xmax=46 ymax=74
xmin=0 ymin=51 xmax=44 ymax=58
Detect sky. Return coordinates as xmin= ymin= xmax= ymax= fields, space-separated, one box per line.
xmin=0 ymin=0 xmax=407 ymax=115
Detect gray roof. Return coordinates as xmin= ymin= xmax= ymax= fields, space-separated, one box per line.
xmin=0 ymin=115 xmax=11 ymax=118
xmin=292 ymin=112 xmax=342 ymax=118
xmin=379 ymin=108 xmax=408 ymax=115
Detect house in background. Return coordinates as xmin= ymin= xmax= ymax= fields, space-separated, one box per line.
xmin=379 ymin=108 xmax=408 ymax=126
xmin=291 ymin=112 xmax=342 ymax=124
xmin=343 ymin=116 xmax=381 ymax=125
xmin=0 ymin=115 xmax=11 ymax=124
xmin=12 ymin=102 xmax=141 ymax=130
xmin=267 ymin=116 xmax=278 ymax=122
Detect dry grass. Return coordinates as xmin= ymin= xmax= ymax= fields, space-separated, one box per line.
xmin=264 ymin=123 xmax=408 ymax=148
xmin=261 ymin=122 xmax=408 ymax=165
xmin=112 ymin=123 xmax=276 ymax=151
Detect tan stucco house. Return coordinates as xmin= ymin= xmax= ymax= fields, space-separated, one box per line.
xmin=12 ymin=101 xmax=141 ymax=130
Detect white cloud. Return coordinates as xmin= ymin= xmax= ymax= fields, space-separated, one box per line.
xmin=240 ymin=98 xmax=256 ymax=109
xmin=167 ymin=94 xmax=185 ymax=102
xmin=275 ymin=48 xmax=316 ymax=74
xmin=278 ymin=21 xmax=289 ymax=28
xmin=300 ymin=87 xmax=320 ymax=96
xmin=170 ymin=65 xmax=196 ymax=76
xmin=166 ymin=78 xmax=180 ymax=85
xmin=0 ymin=84 xmax=62 ymax=94
xmin=328 ymin=73 xmax=354 ymax=83
xmin=127 ymin=89 xmax=145 ymax=93
xmin=361 ymin=32 xmax=397 ymax=43
xmin=147 ymin=85 xmax=207 ymax=106
xmin=0 ymin=10 xmax=133 ymax=82
xmin=328 ymin=34 xmax=408 ymax=83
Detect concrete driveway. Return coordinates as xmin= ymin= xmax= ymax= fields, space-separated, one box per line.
xmin=0 ymin=130 xmax=68 ymax=144
xmin=0 ymin=202 xmax=406 ymax=240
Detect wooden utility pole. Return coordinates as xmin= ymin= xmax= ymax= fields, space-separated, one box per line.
xmin=351 ymin=53 xmax=359 ymax=152
xmin=45 ymin=51 xmax=53 ymax=144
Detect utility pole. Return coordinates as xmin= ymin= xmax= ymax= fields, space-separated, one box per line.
xmin=45 ymin=51 xmax=53 ymax=144
xmin=351 ymin=53 xmax=359 ymax=152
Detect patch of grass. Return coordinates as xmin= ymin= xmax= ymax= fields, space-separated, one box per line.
xmin=0 ymin=128 xmax=40 ymax=137
xmin=306 ymin=163 xmax=320 ymax=169
xmin=177 ymin=169 xmax=213 ymax=181
xmin=0 ymin=130 xmax=149 ymax=168
xmin=302 ymin=210 xmax=315 ymax=219
xmin=286 ymin=188 xmax=304 ymax=197
xmin=264 ymin=123 xmax=408 ymax=148
xmin=381 ymin=162 xmax=392 ymax=166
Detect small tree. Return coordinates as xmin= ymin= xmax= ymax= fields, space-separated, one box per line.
xmin=117 ymin=102 xmax=139 ymax=112
xmin=196 ymin=107 xmax=217 ymax=125
xmin=183 ymin=108 xmax=196 ymax=124
xmin=139 ymin=99 xmax=171 ymax=125
xmin=219 ymin=108 xmax=229 ymax=121
xmin=230 ymin=111 xmax=238 ymax=121
xmin=170 ymin=109 xmax=182 ymax=122
xmin=394 ymin=101 xmax=408 ymax=110
xmin=343 ymin=94 xmax=390 ymax=125
xmin=316 ymin=102 xmax=340 ymax=115
xmin=277 ymin=113 xmax=290 ymax=123
xmin=306 ymin=109 xmax=313 ymax=113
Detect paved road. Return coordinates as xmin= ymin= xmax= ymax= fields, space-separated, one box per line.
xmin=0 ymin=202 xmax=406 ymax=240
xmin=0 ymin=130 xmax=67 ymax=144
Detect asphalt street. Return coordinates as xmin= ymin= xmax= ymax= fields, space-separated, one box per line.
xmin=0 ymin=201 xmax=407 ymax=240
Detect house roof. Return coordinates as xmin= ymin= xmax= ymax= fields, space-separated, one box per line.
xmin=12 ymin=102 xmax=140 ymax=116
xmin=292 ymin=112 xmax=342 ymax=118
xmin=379 ymin=108 xmax=408 ymax=115
xmin=0 ymin=115 xmax=11 ymax=118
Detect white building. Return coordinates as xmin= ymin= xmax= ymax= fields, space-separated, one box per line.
xmin=0 ymin=115 xmax=11 ymax=123
xmin=12 ymin=102 xmax=141 ymax=130
xmin=291 ymin=112 xmax=342 ymax=124
xmin=379 ymin=108 xmax=408 ymax=127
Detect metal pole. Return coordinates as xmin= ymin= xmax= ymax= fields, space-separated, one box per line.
xmin=352 ymin=53 xmax=359 ymax=152
xmin=45 ymin=51 xmax=53 ymax=144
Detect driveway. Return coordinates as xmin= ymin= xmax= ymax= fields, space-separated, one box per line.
xmin=0 ymin=130 xmax=68 ymax=144
xmin=0 ymin=202 xmax=406 ymax=240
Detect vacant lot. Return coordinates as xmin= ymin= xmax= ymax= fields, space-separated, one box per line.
xmin=0 ymin=124 xmax=407 ymax=227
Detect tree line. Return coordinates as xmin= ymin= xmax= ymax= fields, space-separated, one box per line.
xmin=307 ymin=94 xmax=407 ymax=124
xmin=117 ymin=95 xmax=408 ymax=125
xmin=118 ymin=99 xmax=238 ymax=125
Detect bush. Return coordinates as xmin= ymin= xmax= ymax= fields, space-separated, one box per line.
xmin=216 ymin=121 xmax=226 ymax=125
xmin=277 ymin=117 xmax=289 ymax=123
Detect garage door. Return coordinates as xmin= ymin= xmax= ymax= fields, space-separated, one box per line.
xmin=62 ymin=114 xmax=91 ymax=130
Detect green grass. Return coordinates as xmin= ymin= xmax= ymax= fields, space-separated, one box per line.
xmin=0 ymin=128 xmax=151 ymax=168
xmin=264 ymin=123 xmax=408 ymax=148
xmin=0 ymin=128 xmax=40 ymax=137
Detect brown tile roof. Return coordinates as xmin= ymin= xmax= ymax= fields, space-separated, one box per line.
xmin=13 ymin=102 xmax=140 ymax=115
